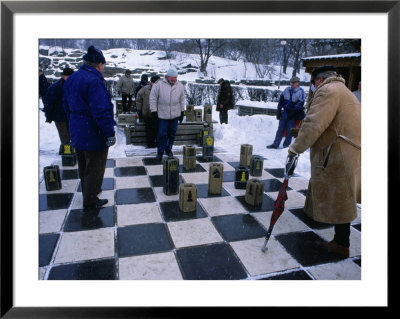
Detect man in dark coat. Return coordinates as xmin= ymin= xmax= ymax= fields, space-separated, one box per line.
xmin=63 ymin=46 xmax=116 ymax=212
xmin=216 ymin=78 xmax=234 ymax=124
xmin=43 ymin=68 xmax=74 ymax=145
xmin=267 ymin=76 xmax=305 ymax=149
xmin=39 ymin=69 xmax=49 ymax=102
xmin=134 ymin=74 xmax=149 ymax=98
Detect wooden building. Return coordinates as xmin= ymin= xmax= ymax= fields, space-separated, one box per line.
xmin=302 ymin=53 xmax=361 ymax=91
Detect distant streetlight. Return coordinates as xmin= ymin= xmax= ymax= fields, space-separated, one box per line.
xmin=278 ymin=40 xmax=287 ymax=89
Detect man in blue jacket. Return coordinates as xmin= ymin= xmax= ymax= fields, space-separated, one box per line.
xmin=63 ymin=46 xmax=116 ymax=212
xmin=267 ymin=76 xmax=305 ymax=149
xmin=44 ymin=67 xmax=74 ymax=145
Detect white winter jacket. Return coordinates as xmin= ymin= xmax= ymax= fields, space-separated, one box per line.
xmin=150 ymin=77 xmax=186 ymax=119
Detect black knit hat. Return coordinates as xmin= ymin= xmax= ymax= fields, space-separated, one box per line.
xmin=217 ymin=78 xmax=224 ymax=84
xmin=62 ymin=68 xmax=74 ymax=76
xmin=83 ymin=45 xmax=106 ymax=64
xmin=150 ymin=75 xmax=160 ymax=83
xmin=141 ymin=74 xmax=149 ymax=82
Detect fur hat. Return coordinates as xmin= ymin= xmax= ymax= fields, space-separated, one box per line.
xmin=166 ymin=67 xmax=178 ymax=77
xmin=83 ymin=45 xmax=106 ymax=64
xmin=290 ymin=76 xmax=300 ymax=83
xmin=150 ymin=75 xmax=160 ymax=83
xmin=311 ymin=65 xmax=337 ymax=81
xmin=62 ymin=68 xmax=74 ymax=76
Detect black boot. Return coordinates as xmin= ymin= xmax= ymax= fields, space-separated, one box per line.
xmin=166 ymin=150 xmax=173 ymax=158
xmin=267 ymin=144 xmax=278 ymax=149
xmin=155 ymin=152 xmax=163 ymax=161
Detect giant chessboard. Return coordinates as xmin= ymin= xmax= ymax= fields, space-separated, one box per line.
xmin=39 ymin=153 xmax=361 ymax=280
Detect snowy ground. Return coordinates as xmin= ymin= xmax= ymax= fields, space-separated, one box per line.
xmin=39 ymin=99 xmax=311 ymax=182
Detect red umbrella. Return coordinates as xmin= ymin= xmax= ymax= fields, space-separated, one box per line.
xmin=261 ymin=154 xmax=299 ymax=252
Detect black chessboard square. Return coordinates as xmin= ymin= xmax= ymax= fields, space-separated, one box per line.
xmin=116 ymin=188 xmax=156 ymax=205
xmin=159 ymin=200 xmax=207 ymax=222
xmin=114 ymin=166 xmax=147 ymax=177
xmin=236 ymin=194 xmax=276 ymax=212
xmin=289 ymin=208 xmax=333 ymax=230
xmin=48 ymin=258 xmax=116 ymax=280
xmin=261 ymin=269 xmax=312 ymax=280
xmin=196 ymin=155 xmax=222 ymax=163
xmin=179 ymin=164 xmax=206 ymax=173
xmin=264 ymin=178 xmax=291 ymax=192
xmin=196 ymin=184 xmax=230 ymax=198
xmin=60 ymin=169 xmax=79 ymax=180
xmin=106 ymin=159 xmax=116 ymax=168
xmin=63 ymin=206 xmax=115 ymax=232
xmin=142 ymin=157 xmax=163 ymax=166
xmin=39 ymin=233 xmax=59 ymax=267
xmin=222 ymin=171 xmax=236 ymax=182
xmin=39 ymin=193 xmax=74 ymax=211
xmin=176 ymin=242 xmax=247 ymax=280
xmin=117 ymin=223 xmax=173 ymax=257
xmin=149 ymin=175 xmax=183 ymax=187
xmin=211 ymin=214 xmax=266 ymax=242
xmin=275 ymin=231 xmax=344 ymax=267
xmin=77 ymin=178 xmax=114 ymax=192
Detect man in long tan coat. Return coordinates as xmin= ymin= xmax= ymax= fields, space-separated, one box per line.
xmin=288 ymin=66 xmax=361 ymax=258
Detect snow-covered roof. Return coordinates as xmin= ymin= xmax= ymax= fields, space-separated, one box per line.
xmin=302 ymin=53 xmax=361 ymax=61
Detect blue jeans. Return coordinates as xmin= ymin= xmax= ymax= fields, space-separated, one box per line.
xmin=272 ymin=118 xmax=296 ymax=147
xmin=157 ymin=118 xmax=179 ymax=154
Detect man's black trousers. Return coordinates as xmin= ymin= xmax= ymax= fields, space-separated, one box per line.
xmin=76 ymin=148 xmax=108 ymax=209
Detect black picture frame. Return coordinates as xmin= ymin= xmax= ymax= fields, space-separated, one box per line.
xmin=1 ymin=1 xmax=396 ymax=317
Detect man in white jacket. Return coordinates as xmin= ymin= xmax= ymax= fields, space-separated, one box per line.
xmin=150 ymin=67 xmax=185 ymax=161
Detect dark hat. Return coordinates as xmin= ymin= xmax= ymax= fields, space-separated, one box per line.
xmin=141 ymin=74 xmax=148 ymax=82
xmin=125 ymin=69 xmax=131 ymax=75
xmin=150 ymin=75 xmax=160 ymax=83
xmin=217 ymin=78 xmax=224 ymax=84
xmin=290 ymin=76 xmax=300 ymax=83
xmin=311 ymin=65 xmax=337 ymax=80
xmin=62 ymin=68 xmax=74 ymax=76
xmin=83 ymin=45 xmax=106 ymax=64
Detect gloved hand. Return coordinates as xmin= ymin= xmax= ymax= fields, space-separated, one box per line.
xmin=152 ymin=112 xmax=158 ymax=120
xmin=179 ymin=111 xmax=184 ymax=124
xmin=106 ymin=136 xmax=116 ymax=147
xmin=288 ymin=148 xmax=297 ymax=157
xmin=276 ymin=109 xmax=281 ymax=120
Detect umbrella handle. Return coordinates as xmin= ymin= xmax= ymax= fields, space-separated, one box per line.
xmin=285 ymin=154 xmax=299 ymax=178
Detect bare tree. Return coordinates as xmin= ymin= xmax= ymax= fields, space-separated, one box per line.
xmin=194 ymin=39 xmax=226 ymax=75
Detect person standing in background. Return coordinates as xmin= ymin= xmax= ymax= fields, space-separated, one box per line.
xmin=216 ymin=78 xmax=234 ymax=124
xmin=43 ymin=67 xmax=74 ymax=145
xmin=39 ymin=68 xmax=49 ymax=105
xmin=136 ymin=75 xmax=160 ymax=148
xmin=117 ymin=69 xmax=135 ymax=113
xmin=63 ymin=45 xmax=116 ymax=213
xmin=352 ymin=81 xmax=361 ymax=103
xmin=150 ymin=67 xmax=185 ymax=161
xmin=267 ymin=76 xmax=305 ymax=149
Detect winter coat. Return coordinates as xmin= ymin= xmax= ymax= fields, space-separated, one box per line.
xmin=39 ymin=73 xmax=49 ymax=99
xmin=116 ymin=75 xmax=135 ymax=95
xmin=63 ymin=64 xmax=116 ymax=151
xmin=136 ymin=84 xmax=152 ymax=119
xmin=135 ymin=79 xmax=149 ymax=98
xmin=149 ymin=77 xmax=186 ymax=120
xmin=43 ymin=79 xmax=68 ymax=123
xmin=289 ymin=76 xmax=361 ymax=224
xmin=277 ymin=86 xmax=305 ymax=120
xmin=216 ymin=81 xmax=234 ymax=112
